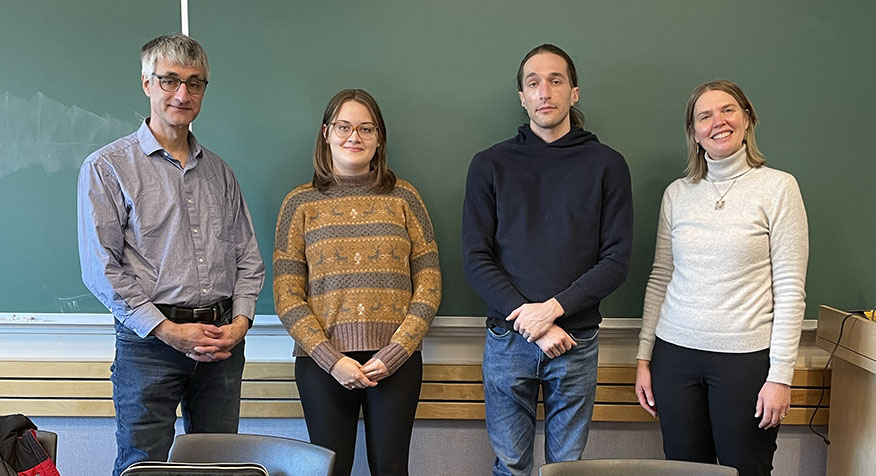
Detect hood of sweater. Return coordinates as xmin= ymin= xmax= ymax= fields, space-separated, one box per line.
xmin=705 ymin=145 xmax=752 ymax=181
xmin=513 ymin=124 xmax=599 ymax=149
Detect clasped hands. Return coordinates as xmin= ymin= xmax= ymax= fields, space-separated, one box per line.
xmin=152 ymin=315 xmax=249 ymax=362
xmin=330 ymin=356 xmax=389 ymax=390
xmin=506 ymin=298 xmax=575 ymax=358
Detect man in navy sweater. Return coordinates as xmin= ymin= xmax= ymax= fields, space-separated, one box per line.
xmin=462 ymin=44 xmax=633 ymax=476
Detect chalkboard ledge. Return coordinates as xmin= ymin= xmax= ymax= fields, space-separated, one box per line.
xmin=0 ymin=313 xmax=822 ymax=366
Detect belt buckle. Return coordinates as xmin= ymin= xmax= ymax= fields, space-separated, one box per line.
xmin=191 ymin=306 xmax=217 ymax=323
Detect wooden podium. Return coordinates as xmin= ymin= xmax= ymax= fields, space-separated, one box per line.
xmin=815 ymin=305 xmax=876 ymax=476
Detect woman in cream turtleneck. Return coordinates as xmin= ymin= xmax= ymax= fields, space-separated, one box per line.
xmin=634 ymin=80 xmax=809 ymax=476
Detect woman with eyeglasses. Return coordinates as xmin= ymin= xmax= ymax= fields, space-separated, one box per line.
xmin=273 ymin=89 xmax=441 ymax=476
xmin=634 ymin=80 xmax=809 ymax=476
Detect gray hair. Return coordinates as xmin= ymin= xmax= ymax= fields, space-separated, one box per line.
xmin=140 ymin=33 xmax=210 ymax=80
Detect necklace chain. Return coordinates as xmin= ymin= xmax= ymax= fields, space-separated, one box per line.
xmin=710 ymin=180 xmax=735 ymax=210
xmin=708 ymin=168 xmax=752 ymax=210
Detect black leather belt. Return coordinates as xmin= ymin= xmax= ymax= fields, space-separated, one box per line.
xmin=156 ymin=297 xmax=232 ymax=324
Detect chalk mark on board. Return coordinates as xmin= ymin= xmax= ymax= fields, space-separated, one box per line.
xmin=0 ymin=91 xmax=137 ymax=178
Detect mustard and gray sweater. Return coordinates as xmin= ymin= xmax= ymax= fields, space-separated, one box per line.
xmin=273 ymin=173 xmax=441 ymax=375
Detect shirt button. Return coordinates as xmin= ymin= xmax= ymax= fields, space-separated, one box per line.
xmin=193 ymin=228 xmax=199 ymax=234
xmin=202 ymin=289 xmax=208 ymax=294
xmin=187 ymin=198 xmax=193 ymax=204
xmin=198 ymin=257 xmax=204 ymax=263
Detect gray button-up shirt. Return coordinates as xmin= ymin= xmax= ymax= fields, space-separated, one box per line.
xmin=78 ymin=120 xmax=265 ymax=337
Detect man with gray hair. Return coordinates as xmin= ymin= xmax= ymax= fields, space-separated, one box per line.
xmin=77 ymin=33 xmax=265 ymax=475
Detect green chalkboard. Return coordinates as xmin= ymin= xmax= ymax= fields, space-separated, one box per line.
xmin=0 ymin=0 xmax=180 ymax=313
xmin=2 ymin=0 xmax=875 ymax=318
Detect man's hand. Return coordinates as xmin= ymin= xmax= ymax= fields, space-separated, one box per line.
xmin=330 ymin=356 xmax=378 ymax=390
xmin=151 ymin=315 xmax=249 ymax=362
xmin=755 ymin=381 xmax=791 ymax=429
xmin=506 ymin=298 xmax=565 ymax=342
xmin=200 ymin=315 xmax=249 ymax=351
xmin=533 ymin=324 xmax=576 ymax=358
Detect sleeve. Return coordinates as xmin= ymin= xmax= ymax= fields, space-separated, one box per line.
xmin=765 ymin=175 xmax=809 ymax=385
xmin=272 ymin=191 xmax=343 ymax=373
xmin=373 ymin=184 xmax=442 ymax=375
xmin=77 ymin=157 xmax=166 ymax=337
xmin=553 ymin=153 xmax=634 ymax=315
xmin=461 ymin=154 xmax=528 ymax=315
xmin=226 ymin=169 xmax=266 ymax=323
xmin=637 ymin=187 xmax=675 ymax=361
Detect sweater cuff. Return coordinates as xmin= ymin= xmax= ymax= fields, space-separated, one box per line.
xmin=636 ymin=340 xmax=655 ymax=362
xmin=766 ymin=364 xmax=795 ymax=386
xmin=552 ymin=291 xmax=579 ymax=318
xmin=373 ymin=342 xmax=410 ymax=376
xmin=310 ymin=342 xmax=345 ymax=374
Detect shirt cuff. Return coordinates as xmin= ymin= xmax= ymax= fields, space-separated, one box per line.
xmin=232 ymin=297 xmax=257 ymax=321
xmin=126 ymin=302 xmax=167 ymax=338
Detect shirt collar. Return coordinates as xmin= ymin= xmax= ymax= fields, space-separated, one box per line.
xmin=136 ymin=118 xmax=203 ymax=160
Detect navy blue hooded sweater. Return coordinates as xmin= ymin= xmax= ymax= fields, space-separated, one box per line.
xmin=462 ymin=124 xmax=633 ymax=332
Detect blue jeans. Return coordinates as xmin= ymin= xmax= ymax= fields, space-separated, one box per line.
xmin=483 ymin=326 xmax=599 ymax=476
xmin=111 ymin=316 xmax=245 ymax=476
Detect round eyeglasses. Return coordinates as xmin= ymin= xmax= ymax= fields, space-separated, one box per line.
xmin=151 ymin=74 xmax=208 ymax=96
xmin=330 ymin=121 xmax=378 ymax=140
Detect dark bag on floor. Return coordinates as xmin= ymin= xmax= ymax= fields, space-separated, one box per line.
xmin=0 ymin=415 xmax=61 ymax=476
xmin=121 ymin=461 xmax=268 ymax=476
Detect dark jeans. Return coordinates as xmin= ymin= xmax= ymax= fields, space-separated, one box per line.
xmin=111 ymin=316 xmax=245 ymax=476
xmin=296 ymin=351 xmax=422 ymax=476
xmin=650 ymin=338 xmax=779 ymax=476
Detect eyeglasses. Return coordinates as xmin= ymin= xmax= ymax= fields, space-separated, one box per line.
xmin=151 ymin=74 xmax=208 ymax=96
xmin=330 ymin=121 xmax=378 ymax=140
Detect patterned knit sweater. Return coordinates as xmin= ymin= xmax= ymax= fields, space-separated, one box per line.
xmin=273 ymin=173 xmax=441 ymax=375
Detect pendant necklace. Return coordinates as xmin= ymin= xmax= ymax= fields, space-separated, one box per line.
xmin=708 ymin=168 xmax=752 ymax=210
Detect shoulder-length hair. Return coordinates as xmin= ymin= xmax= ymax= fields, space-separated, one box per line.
xmin=684 ymin=79 xmax=765 ymax=182
xmin=312 ymin=89 xmax=396 ymax=193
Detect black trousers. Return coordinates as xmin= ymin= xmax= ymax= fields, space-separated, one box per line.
xmin=650 ymin=338 xmax=779 ymax=476
xmin=295 ymin=351 xmax=422 ymax=476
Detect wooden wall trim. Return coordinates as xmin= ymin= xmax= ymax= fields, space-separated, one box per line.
xmin=0 ymin=361 xmax=829 ymax=425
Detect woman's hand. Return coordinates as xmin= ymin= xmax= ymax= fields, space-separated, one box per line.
xmin=329 ymin=356 xmax=377 ymax=390
xmin=755 ymin=381 xmax=790 ymax=429
xmin=635 ymin=359 xmax=658 ymax=418
xmin=361 ymin=357 xmax=390 ymax=382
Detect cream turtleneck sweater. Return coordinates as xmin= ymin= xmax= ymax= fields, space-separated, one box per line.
xmin=637 ymin=146 xmax=809 ymax=385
